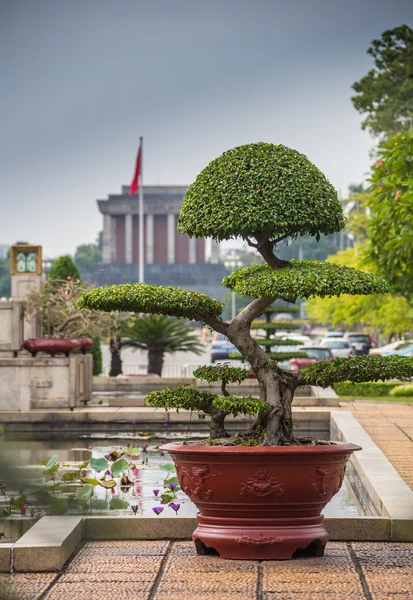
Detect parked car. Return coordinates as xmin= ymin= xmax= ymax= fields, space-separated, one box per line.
xmin=280 ymin=334 xmax=312 ymax=345
xmin=370 ymin=340 xmax=413 ymax=355
xmin=289 ymin=346 xmax=333 ymax=372
xmin=323 ymin=331 xmax=345 ymax=340
xmin=210 ymin=333 xmax=237 ymax=363
xmin=395 ymin=344 xmax=413 ymax=357
xmin=321 ymin=339 xmax=354 ymax=358
xmin=344 ymin=333 xmax=374 ymax=355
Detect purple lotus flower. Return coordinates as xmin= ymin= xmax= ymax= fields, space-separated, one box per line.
xmin=163 ymin=423 xmax=168 ymax=428
xmin=152 ymin=506 xmax=164 ymax=516
xmin=169 ymin=502 xmax=180 ymax=514
xmin=130 ymin=419 xmax=137 ymax=425
xmin=131 ymin=504 xmax=139 ymax=515
xmin=168 ymin=483 xmax=177 ymax=491
xmin=142 ymin=445 xmax=148 ymax=454
xmin=153 ymin=489 xmax=160 ymax=496
xmin=160 ymin=439 xmax=165 ymax=444
xmin=104 ymin=454 xmax=110 ymax=460
xmin=105 ymin=470 xmax=111 ymax=477
xmin=20 ymin=505 xmax=28 ymax=515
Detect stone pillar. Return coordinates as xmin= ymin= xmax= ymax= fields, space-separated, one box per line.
xmin=102 ymin=214 xmax=113 ymax=264
xmin=189 ymin=237 xmax=196 ymax=264
xmin=209 ymin=238 xmax=221 ymax=264
xmin=111 ymin=217 xmax=117 ymax=263
xmin=125 ymin=214 xmax=133 ymax=264
xmin=167 ymin=214 xmax=175 ymax=264
xmin=146 ymin=215 xmax=154 ymax=264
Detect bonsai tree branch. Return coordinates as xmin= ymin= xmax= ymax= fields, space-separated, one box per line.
xmin=256 ymin=232 xmax=291 ymax=269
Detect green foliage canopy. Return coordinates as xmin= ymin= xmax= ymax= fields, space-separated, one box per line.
xmin=223 ymin=260 xmax=389 ymax=300
xmin=298 ymin=355 xmax=413 ymax=388
xmin=178 ymin=143 xmax=345 ymax=242
xmin=146 ymin=385 xmax=267 ymax=418
xmin=48 ymin=255 xmax=81 ymax=281
xmin=367 ymin=130 xmax=413 ymax=296
xmin=351 ymin=25 xmax=413 ymax=136
xmin=77 ymin=283 xmax=223 ymax=321
xmin=193 ymin=364 xmax=250 ymax=384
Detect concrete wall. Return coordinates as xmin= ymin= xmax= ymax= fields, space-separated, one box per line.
xmin=0 ymin=301 xmax=23 ymax=353
xmin=0 ymin=355 xmax=92 ymax=410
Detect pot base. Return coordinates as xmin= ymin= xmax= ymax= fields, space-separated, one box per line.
xmin=193 ymin=515 xmax=328 ymax=560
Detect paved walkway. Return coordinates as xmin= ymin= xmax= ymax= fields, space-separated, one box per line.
xmin=1 ymin=540 xmax=412 ymax=599
xmin=349 ymin=402 xmax=413 ymax=491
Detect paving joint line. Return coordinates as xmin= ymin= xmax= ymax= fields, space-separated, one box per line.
xmin=38 ymin=539 xmax=86 ymax=600
xmin=256 ymin=561 xmax=263 ymax=600
xmin=148 ymin=539 xmax=173 ymax=600
xmin=347 ymin=542 xmax=373 ymax=600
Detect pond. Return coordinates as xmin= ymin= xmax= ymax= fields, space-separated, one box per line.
xmin=0 ymin=430 xmax=369 ymax=542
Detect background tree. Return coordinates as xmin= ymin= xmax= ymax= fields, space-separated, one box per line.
xmin=90 ymin=337 xmax=103 ymax=376
xmin=79 ymin=142 xmax=413 ymax=446
xmin=120 ymin=315 xmax=205 ymax=376
xmin=351 ymin=25 xmax=413 ymax=136
xmin=367 ymin=129 xmax=413 ymax=296
xmin=74 ymin=232 xmax=102 ymax=275
xmin=47 ymin=255 xmax=81 ymax=282
xmin=306 ymin=247 xmax=413 ymax=342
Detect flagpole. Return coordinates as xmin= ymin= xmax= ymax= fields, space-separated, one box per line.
xmin=138 ymin=136 xmax=144 ymax=283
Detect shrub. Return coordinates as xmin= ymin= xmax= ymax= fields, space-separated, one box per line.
xmin=333 ymin=381 xmax=403 ymax=397
xmin=389 ymin=383 xmax=413 ymax=397
xmin=90 ymin=337 xmax=102 ymax=376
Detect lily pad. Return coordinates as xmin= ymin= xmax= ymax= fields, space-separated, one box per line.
xmin=89 ymin=457 xmax=108 ymax=472
xmin=110 ymin=496 xmax=129 ymax=510
xmin=111 ymin=458 xmax=129 ymax=477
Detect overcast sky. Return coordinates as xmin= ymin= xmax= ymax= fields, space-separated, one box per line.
xmin=1 ymin=0 xmax=412 ymax=258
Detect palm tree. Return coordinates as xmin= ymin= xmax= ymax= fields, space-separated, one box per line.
xmin=120 ymin=315 xmax=205 ymax=376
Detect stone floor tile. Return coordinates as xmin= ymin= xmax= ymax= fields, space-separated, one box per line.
xmin=44 ymin=582 xmax=152 ymax=599
xmin=66 ymin=555 xmax=164 ymax=573
xmin=83 ymin=540 xmax=169 ymax=554
xmin=156 ymin=571 xmax=257 ymax=593
xmin=165 ymin=555 xmax=257 ymax=573
xmin=59 ymin=571 xmax=158 ymax=583
xmin=168 ymin=541 xmax=197 ymax=555
xmin=0 ymin=572 xmax=57 ymax=600
xmin=263 ymin=594 xmax=365 ymax=600
xmin=155 ymin=594 xmax=256 ymax=600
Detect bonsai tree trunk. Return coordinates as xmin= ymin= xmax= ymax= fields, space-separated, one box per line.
xmin=227 ymin=314 xmax=298 ymax=445
xmin=210 ymin=411 xmax=230 ymax=439
xmin=109 ymin=336 xmax=122 ymax=377
xmin=147 ymin=345 xmax=164 ymax=376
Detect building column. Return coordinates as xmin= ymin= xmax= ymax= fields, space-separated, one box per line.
xmin=188 ymin=237 xmax=196 ymax=264
xmin=146 ymin=215 xmax=154 ymax=264
xmin=209 ymin=238 xmax=220 ymax=264
xmin=102 ymin=214 xmax=113 ymax=264
xmin=125 ymin=214 xmax=133 ymax=264
xmin=167 ymin=214 xmax=175 ymax=264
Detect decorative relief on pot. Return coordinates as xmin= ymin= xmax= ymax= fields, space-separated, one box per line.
xmin=306 ymin=465 xmax=346 ymax=499
xmin=239 ymin=468 xmax=284 ymax=497
xmin=236 ymin=535 xmax=283 ymax=547
xmin=175 ymin=464 xmax=222 ymax=501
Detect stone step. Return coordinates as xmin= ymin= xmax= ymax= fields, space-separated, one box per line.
xmin=92 ymin=392 xmax=146 ymax=407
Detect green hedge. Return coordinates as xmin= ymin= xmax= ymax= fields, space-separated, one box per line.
xmin=389 ymin=384 xmax=413 ymax=397
xmin=333 ymin=381 xmax=404 ymax=397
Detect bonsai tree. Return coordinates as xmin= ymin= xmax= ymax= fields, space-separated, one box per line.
xmin=120 ymin=314 xmax=205 ymax=376
xmin=78 ymin=142 xmax=413 ymax=446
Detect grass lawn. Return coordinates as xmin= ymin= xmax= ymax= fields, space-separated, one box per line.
xmin=339 ymin=395 xmax=413 ymax=404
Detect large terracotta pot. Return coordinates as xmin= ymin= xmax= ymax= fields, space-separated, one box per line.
xmin=161 ymin=442 xmax=361 ymax=560
xmin=23 ymin=338 xmax=82 ymax=357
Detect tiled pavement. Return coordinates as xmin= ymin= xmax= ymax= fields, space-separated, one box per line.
xmin=350 ymin=402 xmax=413 ymax=491
xmin=0 ymin=541 xmax=412 ymax=600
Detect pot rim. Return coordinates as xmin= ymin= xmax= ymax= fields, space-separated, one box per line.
xmin=159 ymin=441 xmax=361 ymax=455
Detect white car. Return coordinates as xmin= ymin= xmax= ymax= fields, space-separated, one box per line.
xmin=280 ymin=334 xmax=312 ymax=345
xmin=321 ymin=339 xmax=354 ymax=358
xmin=370 ymin=340 xmax=412 ymax=355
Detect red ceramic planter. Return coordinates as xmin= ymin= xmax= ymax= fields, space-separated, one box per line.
xmin=160 ymin=442 xmax=361 ymax=560
xmin=75 ymin=337 xmax=94 ymax=353
xmin=23 ymin=338 xmax=82 ymax=357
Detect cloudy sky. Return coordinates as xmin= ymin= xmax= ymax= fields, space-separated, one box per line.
xmin=1 ymin=0 xmax=412 ymax=258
